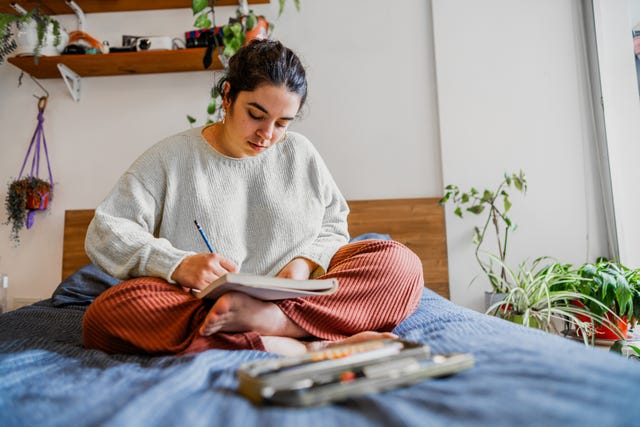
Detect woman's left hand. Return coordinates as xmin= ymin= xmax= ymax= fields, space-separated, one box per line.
xmin=276 ymin=257 xmax=318 ymax=280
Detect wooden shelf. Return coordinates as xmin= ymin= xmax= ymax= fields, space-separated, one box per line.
xmin=2 ymin=0 xmax=268 ymax=95
xmin=0 ymin=0 xmax=269 ymax=15
xmin=8 ymin=48 xmax=220 ymax=78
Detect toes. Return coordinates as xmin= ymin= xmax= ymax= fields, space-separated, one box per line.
xmin=199 ymin=311 xmax=227 ymax=336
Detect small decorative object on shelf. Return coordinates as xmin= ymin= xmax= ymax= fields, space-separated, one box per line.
xmin=4 ymin=96 xmax=54 ymax=245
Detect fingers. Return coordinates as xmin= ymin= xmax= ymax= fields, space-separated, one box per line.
xmin=172 ymin=253 xmax=238 ymax=290
xmin=219 ymin=256 xmax=239 ymax=274
xmin=275 ymin=257 xmax=314 ymax=280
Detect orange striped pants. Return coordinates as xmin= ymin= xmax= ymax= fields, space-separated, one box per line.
xmin=82 ymin=240 xmax=424 ymax=355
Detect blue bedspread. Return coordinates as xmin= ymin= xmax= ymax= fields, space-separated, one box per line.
xmin=1 ymin=289 xmax=639 ymax=427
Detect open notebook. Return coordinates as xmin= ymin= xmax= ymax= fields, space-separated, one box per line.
xmin=192 ymin=273 xmax=339 ymax=301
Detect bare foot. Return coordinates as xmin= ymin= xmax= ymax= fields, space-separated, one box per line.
xmin=199 ymin=292 xmax=307 ymax=337
xmin=262 ymin=336 xmax=308 ymax=356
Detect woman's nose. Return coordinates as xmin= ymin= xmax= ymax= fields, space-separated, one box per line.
xmin=257 ymin=122 xmax=275 ymax=141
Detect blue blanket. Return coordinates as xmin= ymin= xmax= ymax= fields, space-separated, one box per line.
xmin=1 ymin=288 xmax=639 ymax=427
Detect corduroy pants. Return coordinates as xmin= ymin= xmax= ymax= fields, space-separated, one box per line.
xmin=82 ymin=240 xmax=424 ymax=355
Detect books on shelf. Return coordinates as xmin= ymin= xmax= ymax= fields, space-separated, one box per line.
xmin=192 ymin=273 xmax=339 ymax=301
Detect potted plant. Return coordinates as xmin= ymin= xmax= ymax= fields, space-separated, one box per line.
xmin=188 ymin=0 xmax=301 ymax=125
xmin=485 ymin=255 xmax=624 ymax=344
xmin=0 ymin=6 xmax=68 ymax=64
xmin=439 ymin=171 xmax=527 ymax=308
xmin=569 ymin=259 xmax=640 ymax=340
xmin=4 ymin=176 xmax=52 ymax=244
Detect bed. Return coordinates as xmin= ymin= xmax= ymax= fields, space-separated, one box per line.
xmin=1 ymin=198 xmax=639 ymax=427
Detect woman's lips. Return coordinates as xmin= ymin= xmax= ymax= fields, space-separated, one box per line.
xmin=248 ymin=141 xmax=268 ymax=151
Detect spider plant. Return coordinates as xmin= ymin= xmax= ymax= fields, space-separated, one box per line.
xmin=485 ymin=256 xmax=625 ymax=345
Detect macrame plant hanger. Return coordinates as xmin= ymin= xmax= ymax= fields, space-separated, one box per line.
xmin=17 ymin=94 xmax=54 ymax=229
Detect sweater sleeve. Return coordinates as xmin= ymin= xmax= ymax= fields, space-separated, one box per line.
xmin=85 ymin=172 xmax=194 ymax=281
xmin=296 ymin=150 xmax=350 ymax=274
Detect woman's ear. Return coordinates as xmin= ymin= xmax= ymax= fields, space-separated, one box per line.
xmin=221 ymin=81 xmax=231 ymax=110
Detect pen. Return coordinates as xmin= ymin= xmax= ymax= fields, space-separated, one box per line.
xmin=194 ymin=220 xmax=215 ymax=253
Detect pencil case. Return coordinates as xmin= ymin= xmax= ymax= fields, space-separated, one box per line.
xmin=237 ymin=338 xmax=474 ymax=406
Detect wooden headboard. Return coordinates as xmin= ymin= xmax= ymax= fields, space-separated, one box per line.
xmin=62 ymin=198 xmax=449 ymax=298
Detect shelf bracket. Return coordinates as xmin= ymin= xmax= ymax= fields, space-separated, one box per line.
xmin=57 ymin=63 xmax=81 ymax=102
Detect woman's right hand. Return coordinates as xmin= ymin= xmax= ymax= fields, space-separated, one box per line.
xmin=171 ymin=253 xmax=239 ymax=291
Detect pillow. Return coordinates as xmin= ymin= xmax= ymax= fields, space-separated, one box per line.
xmin=350 ymin=232 xmax=392 ymax=242
xmin=52 ymin=263 xmax=122 ymax=307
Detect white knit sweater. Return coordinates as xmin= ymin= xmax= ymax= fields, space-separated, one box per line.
xmin=85 ymin=127 xmax=350 ymax=282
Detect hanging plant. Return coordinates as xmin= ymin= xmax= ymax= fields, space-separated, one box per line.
xmin=4 ymin=96 xmax=54 ymax=245
xmin=5 ymin=176 xmax=52 ymax=243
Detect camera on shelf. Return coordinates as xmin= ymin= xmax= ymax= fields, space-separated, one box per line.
xmin=135 ymin=36 xmax=173 ymax=51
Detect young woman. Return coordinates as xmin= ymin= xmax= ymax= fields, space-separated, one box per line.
xmin=83 ymin=39 xmax=424 ymax=356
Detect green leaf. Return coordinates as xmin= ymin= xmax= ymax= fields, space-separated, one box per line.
xmin=192 ymin=0 xmax=208 ymax=15
xmin=461 ymin=193 xmax=470 ymax=203
xmin=581 ymin=264 xmax=597 ymax=278
xmin=467 ymin=205 xmax=485 ymax=215
xmin=481 ymin=190 xmax=494 ymax=202
xmin=438 ymin=194 xmax=450 ymax=205
xmin=454 ymin=207 xmax=463 ymax=218
xmin=513 ymin=177 xmax=523 ymax=191
xmin=470 ymin=188 xmax=478 ymax=195
xmin=207 ymin=99 xmax=217 ymax=115
xmin=194 ymin=14 xmax=212 ymax=29
xmin=503 ymin=195 xmax=512 ymax=213
xmin=186 ymin=115 xmax=196 ymax=124
xmin=610 ymin=340 xmax=624 ymax=354
xmin=245 ymin=13 xmax=257 ymax=31
xmin=472 ymin=226 xmax=481 ymax=244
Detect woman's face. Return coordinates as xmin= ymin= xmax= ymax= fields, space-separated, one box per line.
xmin=220 ymin=83 xmax=301 ymax=158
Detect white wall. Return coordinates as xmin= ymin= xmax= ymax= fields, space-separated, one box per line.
xmin=0 ymin=0 xmax=440 ymax=305
xmin=3 ymin=0 xmax=627 ymax=314
xmin=591 ymin=0 xmax=640 ymax=267
xmin=433 ymin=0 xmax=609 ymax=310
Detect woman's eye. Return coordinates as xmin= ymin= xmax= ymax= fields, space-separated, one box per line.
xmin=276 ymin=122 xmax=287 ymax=129
xmin=248 ymin=111 xmax=263 ymax=120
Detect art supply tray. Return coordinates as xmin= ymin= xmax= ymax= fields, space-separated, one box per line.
xmin=237 ymin=338 xmax=474 ymax=406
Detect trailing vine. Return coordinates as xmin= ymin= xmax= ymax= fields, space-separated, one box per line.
xmin=0 ymin=7 xmax=63 ymax=64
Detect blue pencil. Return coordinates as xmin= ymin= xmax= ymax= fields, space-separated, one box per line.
xmin=194 ymin=220 xmax=215 ymax=253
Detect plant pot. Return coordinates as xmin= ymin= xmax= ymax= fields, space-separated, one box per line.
xmin=509 ymin=313 xmax=541 ymax=329
xmin=573 ymin=301 xmax=629 ymax=340
xmin=244 ymin=16 xmax=269 ymax=44
xmin=484 ymin=291 xmax=507 ymax=312
xmin=26 ymin=186 xmax=50 ymax=210
xmin=13 ymin=20 xmax=68 ymax=57
xmin=576 ymin=313 xmax=629 ymax=340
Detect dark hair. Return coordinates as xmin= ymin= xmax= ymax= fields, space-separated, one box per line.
xmin=216 ymin=39 xmax=308 ymax=110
